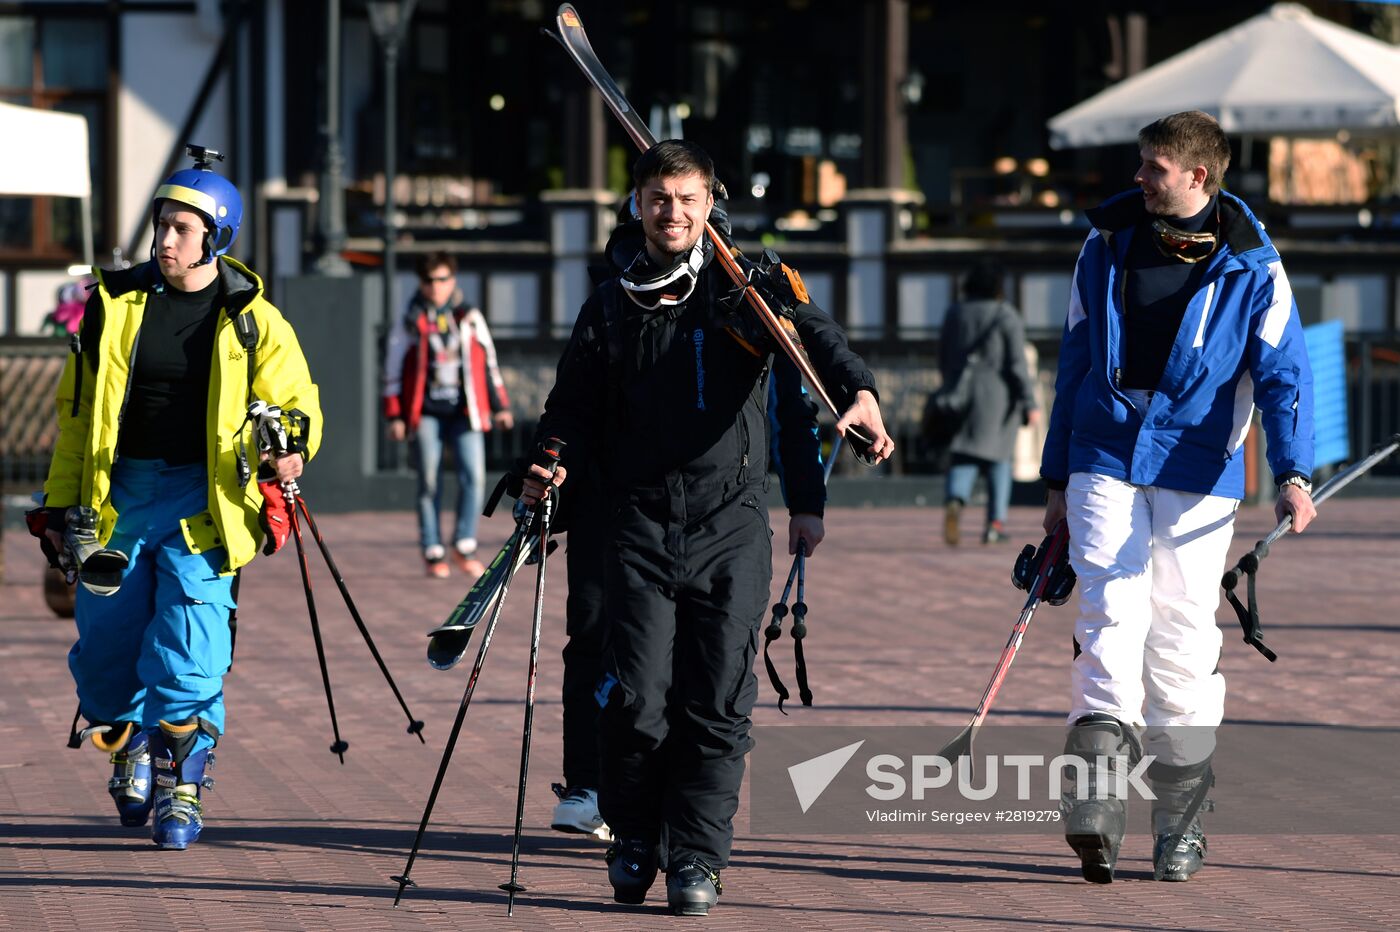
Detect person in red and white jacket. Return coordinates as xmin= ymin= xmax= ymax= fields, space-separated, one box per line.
xmin=383 ymin=251 xmax=513 ymax=578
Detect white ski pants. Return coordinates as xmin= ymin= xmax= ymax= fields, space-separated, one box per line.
xmin=1065 ymin=471 xmax=1238 ymax=749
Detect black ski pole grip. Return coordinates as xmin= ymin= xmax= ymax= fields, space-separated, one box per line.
xmin=534 ymin=437 xmax=566 ymax=471
xmin=1222 ymin=541 xmax=1268 ymax=591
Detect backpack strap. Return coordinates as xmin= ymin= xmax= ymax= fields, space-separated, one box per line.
xmin=230 ymin=307 xmax=259 ymax=402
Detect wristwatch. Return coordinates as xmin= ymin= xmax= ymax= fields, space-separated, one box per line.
xmin=1279 ymin=475 xmax=1313 ymax=495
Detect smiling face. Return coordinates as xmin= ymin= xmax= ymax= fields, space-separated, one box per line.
xmin=638 ymin=171 xmax=713 ymax=264
xmin=1134 ymin=145 xmax=1209 ymax=219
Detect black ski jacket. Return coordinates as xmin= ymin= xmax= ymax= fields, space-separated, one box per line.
xmin=539 ymin=249 xmax=876 ymax=501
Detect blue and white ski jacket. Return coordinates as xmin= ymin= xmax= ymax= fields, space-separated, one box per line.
xmin=1041 ymin=190 xmax=1313 ymax=499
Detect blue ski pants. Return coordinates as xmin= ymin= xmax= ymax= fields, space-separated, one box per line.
xmin=68 ymin=458 xmax=234 ymax=752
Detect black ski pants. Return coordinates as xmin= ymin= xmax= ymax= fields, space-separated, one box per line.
xmin=598 ymin=481 xmax=770 ymax=872
xmin=561 ymin=470 xmax=607 ymax=791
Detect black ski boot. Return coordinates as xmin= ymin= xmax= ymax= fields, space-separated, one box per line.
xmin=666 ymin=856 xmax=722 ymax=912
xmin=667 ymin=859 xmax=722 ymax=917
xmin=1150 ymin=758 xmax=1212 ymax=882
xmin=605 ymin=838 xmax=659 ymax=904
xmin=1061 ymin=713 xmax=1142 ymax=884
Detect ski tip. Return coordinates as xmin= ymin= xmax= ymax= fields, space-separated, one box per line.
xmin=426 ymin=641 xmax=468 ymax=671
xmin=936 ymin=726 xmax=974 ymax=764
xmin=560 ymin=5 xmax=580 ymax=28
xmin=426 ymin=620 xmax=478 ymax=638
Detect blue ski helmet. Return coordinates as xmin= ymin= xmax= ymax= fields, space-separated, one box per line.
xmin=152 ymin=147 xmax=243 ymax=264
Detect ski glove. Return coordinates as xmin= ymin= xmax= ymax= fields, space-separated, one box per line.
xmin=25 ymin=506 xmax=65 ymax=570
xmin=257 ymin=463 xmax=292 ymax=555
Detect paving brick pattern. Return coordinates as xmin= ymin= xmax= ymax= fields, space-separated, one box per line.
xmin=2 ymin=499 xmax=1398 ymax=930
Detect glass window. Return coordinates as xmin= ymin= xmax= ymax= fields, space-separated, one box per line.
xmin=0 ymin=18 xmax=35 ymax=87
xmin=42 ymin=18 xmax=106 ymax=90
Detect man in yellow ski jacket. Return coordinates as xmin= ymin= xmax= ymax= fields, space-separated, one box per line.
xmin=40 ymin=148 xmax=321 ymax=849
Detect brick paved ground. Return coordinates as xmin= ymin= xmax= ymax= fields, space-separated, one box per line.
xmin=3 ymin=499 xmax=1399 ymax=930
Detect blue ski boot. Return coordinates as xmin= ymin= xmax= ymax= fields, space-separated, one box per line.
xmin=91 ymin=722 xmax=152 ymax=827
xmin=150 ymin=719 xmax=214 ymax=850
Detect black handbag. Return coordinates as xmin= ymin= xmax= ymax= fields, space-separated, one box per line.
xmin=922 ymin=319 xmax=998 ymax=445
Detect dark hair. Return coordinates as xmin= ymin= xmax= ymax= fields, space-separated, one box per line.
xmin=1137 ymin=111 xmax=1232 ymax=195
xmin=962 ymin=259 xmax=1003 ymax=301
xmin=416 ymin=251 xmax=457 ymax=281
xmin=632 ymin=139 xmax=715 ymax=191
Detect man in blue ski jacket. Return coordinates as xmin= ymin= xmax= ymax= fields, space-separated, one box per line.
xmin=1040 ymin=111 xmax=1316 ymax=883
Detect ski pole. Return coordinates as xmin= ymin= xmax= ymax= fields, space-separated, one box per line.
xmin=763 ymin=553 xmax=801 ymax=712
xmin=286 ymin=478 xmax=350 ymax=763
xmin=1222 ymin=433 xmax=1400 ymax=660
xmin=938 ymin=520 xmax=1074 ymax=765
xmin=294 ymin=496 xmax=425 ymax=742
xmin=392 ymin=526 xmax=528 ymax=905
xmin=392 ymin=439 xmax=566 ymax=908
xmin=790 ymin=540 xmax=811 ymax=707
xmin=500 ymin=438 xmax=565 ymax=916
xmin=763 ymin=434 xmax=842 ymax=710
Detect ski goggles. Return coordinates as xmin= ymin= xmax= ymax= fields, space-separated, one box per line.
xmin=619 ymin=238 xmax=709 ymax=310
xmin=1150 ymin=218 xmax=1218 ymax=264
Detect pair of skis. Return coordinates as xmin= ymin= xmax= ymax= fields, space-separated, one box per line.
xmin=547 ymin=3 xmax=877 ymax=466
xmin=426 ymin=520 xmax=552 ymax=670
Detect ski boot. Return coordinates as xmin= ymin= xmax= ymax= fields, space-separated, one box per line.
xmin=150 ymin=719 xmax=214 ymax=850
xmin=666 ymin=859 xmax=722 ymax=917
xmin=90 ymin=722 xmax=152 ymax=827
xmin=1061 ymin=713 xmax=1142 ymax=883
xmin=1150 ymin=758 xmax=1212 ymax=881
xmin=605 ymin=837 xmax=659 ymax=904
xmin=551 ymin=784 xmax=611 ymax=840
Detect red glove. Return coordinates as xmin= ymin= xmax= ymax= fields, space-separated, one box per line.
xmin=257 ymin=465 xmax=293 ymax=555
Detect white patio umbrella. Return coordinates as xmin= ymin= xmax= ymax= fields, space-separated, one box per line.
xmin=1048 ymin=3 xmax=1400 ymax=150
xmin=0 ymin=100 xmax=94 ymax=264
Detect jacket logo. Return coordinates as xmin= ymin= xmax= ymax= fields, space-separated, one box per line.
xmin=229 ymin=349 xmax=244 ymax=361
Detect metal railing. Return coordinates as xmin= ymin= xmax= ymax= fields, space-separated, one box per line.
xmin=6 ymin=336 xmax=1398 ymax=504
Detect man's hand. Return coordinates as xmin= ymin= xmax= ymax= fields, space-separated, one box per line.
xmin=834 ymin=389 xmax=895 ymax=464
xmin=272 ymin=453 xmax=304 ymax=484
xmin=789 ymin=513 xmax=825 ymax=556
xmin=1276 ymin=483 xmax=1316 ymax=533
xmin=1043 ymin=488 xmax=1067 ymax=534
xmin=493 ymin=410 xmax=515 ymax=431
xmin=1025 ymin=408 xmax=1042 ymax=427
xmin=520 ymin=463 xmax=567 ymax=506
xmin=389 ymin=418 xmax=407 ymax=442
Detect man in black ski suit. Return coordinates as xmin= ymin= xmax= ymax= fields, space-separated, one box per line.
xmin=549 ymin=194 xmax=830 ymax=844
xmin=521 ymin=140 xmax=893 ymax=915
